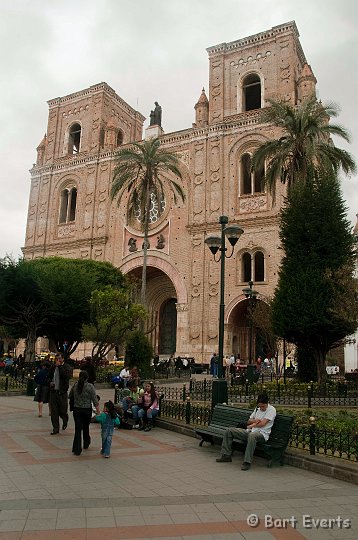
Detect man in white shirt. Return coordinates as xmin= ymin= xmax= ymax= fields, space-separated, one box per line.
xmin=216 ymin=393 xmax=276 ymax=470
xmin=119 ymin=365 xmax=131 ymax=387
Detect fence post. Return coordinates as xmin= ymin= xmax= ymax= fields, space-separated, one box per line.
xmin=307 ymin=385 xmax=312 ymax=408
xmin=189 ymin=378 xmax=193 ymax=393
xmin=5 ymin=376 xmax=9 ymax=391
xmin=114 ymin=384 xmax=120 ymax=404
xmin=183 ymin=384 xmax=186 ymax=402
xmin=26 ymin=374 xmax=36 ymax=396
xmin=185 ymin=397 xmax=191 ymax=424
xmin=309 ymin=416 xmax=316 ymax=455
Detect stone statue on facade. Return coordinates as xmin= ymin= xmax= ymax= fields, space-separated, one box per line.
xmin=156 ymin=234 xmax=165 ymax=249
xmin=149 ymin=102 xmax=162 ymax=127
xmin=128 ymin=237 xmax=137 ymax=252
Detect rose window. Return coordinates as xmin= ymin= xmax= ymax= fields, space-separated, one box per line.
xmin=133 ymin=191 xmax=166 ymax=225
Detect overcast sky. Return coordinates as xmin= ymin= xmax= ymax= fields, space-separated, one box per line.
xmin=0 ymin=0 xmax=357 ymax=259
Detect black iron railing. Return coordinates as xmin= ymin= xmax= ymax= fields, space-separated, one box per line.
xmin=159 ymin=399 xmax=357 ymax=462
xmin=154 ymin=379 xmax=358 ymax=407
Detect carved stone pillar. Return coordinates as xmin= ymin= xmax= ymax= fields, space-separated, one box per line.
xmin=175 ymin=303 xmax=188 ymax=356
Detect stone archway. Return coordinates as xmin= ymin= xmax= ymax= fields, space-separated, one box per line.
xmin=120 ymin=256 xmax=188 ymax=356
xmin=158 ymin=299 xmax=177 ymax=355
xmin=226 ymin=296 xmax=269 ymax=363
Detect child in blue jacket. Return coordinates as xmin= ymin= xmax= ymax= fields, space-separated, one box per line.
xmin=95 ymin=400 xmax=120 ymax=458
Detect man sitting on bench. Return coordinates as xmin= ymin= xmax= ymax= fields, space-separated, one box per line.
xmin=216 ymin=393 xmax=276 ymax=471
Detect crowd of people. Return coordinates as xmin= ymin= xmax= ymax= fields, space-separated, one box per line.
xmin=210 ymin=352 xmax=275 ymax=379
xmin=32 ymin=354 xmax=160 ymax=458
xmin=29 ymin=352 xmax=279 ymax=471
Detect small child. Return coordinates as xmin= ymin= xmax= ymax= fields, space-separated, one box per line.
xmin=95 ymin=400 xmax=120 ymax=458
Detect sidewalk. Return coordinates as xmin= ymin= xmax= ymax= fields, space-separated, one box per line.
xmin=0 ymin=390 xmax=357 ymax=540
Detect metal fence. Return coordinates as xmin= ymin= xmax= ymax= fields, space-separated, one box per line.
xmin=289 ymin=422 xmax=358 ymax=462
xmin=155 ymin=379 xmax=358 ymax=407
xmin=0 ymin=375 xmax=29 ymax=392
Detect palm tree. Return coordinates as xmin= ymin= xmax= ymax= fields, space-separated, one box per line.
xmin=251 ymin=96 xmax=356 ymax=198
xmin=111 ymin=137 xmax=185 ymax=309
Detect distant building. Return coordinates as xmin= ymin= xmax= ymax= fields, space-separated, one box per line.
xmin=23 ymin=22 xmax=318 ymax=362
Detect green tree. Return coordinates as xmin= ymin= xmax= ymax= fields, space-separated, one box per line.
xmin=251 ymin=96 xmax=356 ymax=198
xmin=251 ymin=299 xmax=278 ymax=359
xmin=32 ymin=258 xmax=125 ymax=358
xmin=111 ymin=138 xmax=185 ymax=308
xmin=82 ymin=286 xmax=146 ymax=361
xmin=0 ymin=257 xmax=126 ymax=361
xmin=0 ymin=257 xmax=48 ymax=362
xmin=272 ymin=174 xmax=358 ymax=382
xmin=124 ymin=329 xmax=153 ymax=378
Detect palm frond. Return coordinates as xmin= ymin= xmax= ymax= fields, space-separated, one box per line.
xmin=252 ymin=97 xmax=356 ymax=195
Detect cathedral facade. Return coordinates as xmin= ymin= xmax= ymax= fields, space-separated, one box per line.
xmin=23 ymin=22 xmax=317 ymax=362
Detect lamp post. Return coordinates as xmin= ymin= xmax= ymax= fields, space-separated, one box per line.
xmin=242 ymin=280 xmax=258 ymax=371
xmin=205 ymin=216 xmax=244 ymax=408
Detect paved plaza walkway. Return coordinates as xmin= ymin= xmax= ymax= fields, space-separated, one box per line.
xmin=0 ymin=389 xmax=357 ymax=540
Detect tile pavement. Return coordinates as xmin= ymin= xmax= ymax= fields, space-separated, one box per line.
xmin=0 ymin=389 xmax=357 ymax=539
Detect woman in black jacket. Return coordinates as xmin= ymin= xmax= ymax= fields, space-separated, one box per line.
xmin=69 ymin=371 xmax=100 ymax=456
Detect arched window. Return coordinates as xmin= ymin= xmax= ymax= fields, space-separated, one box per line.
xmin=116 ymin=131 xmax=124 ymax=146
xmin=59 ymin=190 xmax=69 ymax=224
xmin=242 ymin=252 xmax=252 ymax=282
xmin=241 ymin=154 xmax=252 ymax=195
xmin=242 ymin=74 xmax=261 ymax=112
xmin=240 ymin=153 xmax=264 ymax=195
xmin=59 ymin=186 xmax=77 ymax=224
xmin=99 ymin=128 xmax=105 ymax=149
xmin=68 ymin=123 xmax=81 ymax=155
xmin=254 ymin=251 xmax=265 ymax=281
xmin=254 ymin=163 xmax=265 ymax=193
xmin=242 ymin=251 xmax=265 ymax=282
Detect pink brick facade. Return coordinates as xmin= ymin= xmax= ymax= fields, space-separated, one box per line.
xmin=23 ymin=22 xmax=316 ymax=363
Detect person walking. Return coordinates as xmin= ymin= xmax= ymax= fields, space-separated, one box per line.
xmin=48 ymin=353 xmax=72 ymax=435
xmin=95 ymin=400 xmax=120 ymax=458
xmin=69 ymin=371 xmax=100 ymax=456
xmin=34 ymin=361 xmax=50 ymax=417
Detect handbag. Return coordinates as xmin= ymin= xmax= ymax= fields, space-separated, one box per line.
xmin=69 ymin=393 xmax=74 ymax=412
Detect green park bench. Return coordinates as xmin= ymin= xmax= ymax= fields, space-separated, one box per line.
xmin=195 ymin=404 xmax=293 ymax=467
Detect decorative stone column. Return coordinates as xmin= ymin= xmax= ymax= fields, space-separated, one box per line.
xmin=175 ymin=303 xmax=189 ymax=356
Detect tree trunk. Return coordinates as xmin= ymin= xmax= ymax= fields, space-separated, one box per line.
xmin=315 ymin=349 xmax=327 ymax=384
xmin=25 ymin=329 xmax=37 ymax=363
xmin=140 ymin=186 xmax=151 ymax=331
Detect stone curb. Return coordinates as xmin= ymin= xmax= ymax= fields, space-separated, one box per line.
xmin=156 ymin=417 xmax=358 ymax=485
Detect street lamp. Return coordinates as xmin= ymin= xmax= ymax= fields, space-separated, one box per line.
xmin=205 ymin=215 xmax=244 ymax=407
xmin=242 ymin=280 xmax=258 ymax=366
